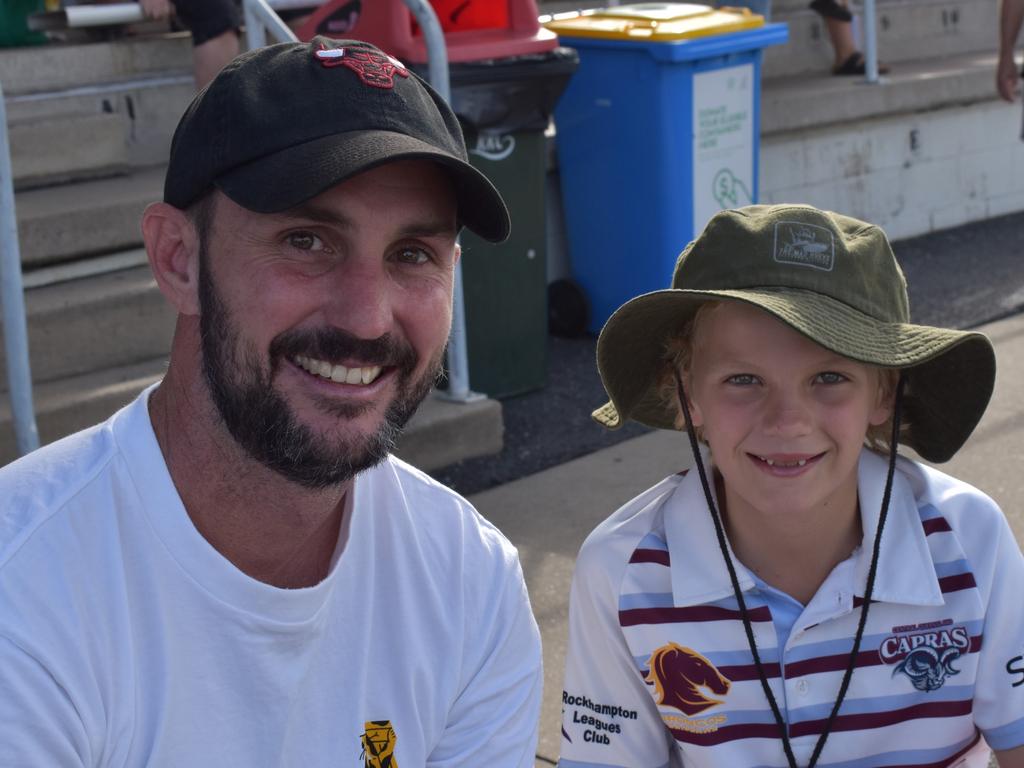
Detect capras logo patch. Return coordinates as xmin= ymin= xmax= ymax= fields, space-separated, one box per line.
xmin=879 ymin=620 xmax=969 ymax=692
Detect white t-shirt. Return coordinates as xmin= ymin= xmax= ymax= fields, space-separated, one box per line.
xmin=558 ymin=450 xmax=1024 ymax=768
xmin=0 ymin=388 xmax=542 ymax=767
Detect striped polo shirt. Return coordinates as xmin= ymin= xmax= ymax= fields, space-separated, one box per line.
xmin=559 ymin=450 xmax=1024 ymax=768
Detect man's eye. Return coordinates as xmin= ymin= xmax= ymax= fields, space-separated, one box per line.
xmin=726 ymin=374 xmax=758 ymax=386
xmin=396 ymin=246 xmax=431 ymax=265
xmin=286 ymin=232 xmax=324 ymax=251
xmin=816 ymin=371 xmax=847 ymax=384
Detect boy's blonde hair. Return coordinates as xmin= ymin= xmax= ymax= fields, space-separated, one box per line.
xmin=657 ymin=301 xmax=905 ymax=452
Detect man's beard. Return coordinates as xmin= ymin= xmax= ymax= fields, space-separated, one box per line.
xmin=197 ymin=254 xmax=442 ymax=489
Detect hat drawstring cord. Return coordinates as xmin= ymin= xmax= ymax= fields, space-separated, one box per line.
xmin=672 ymin=369 xmax=905 ymax=768
xmin=808 ymin=373 xmax=904 ymax=765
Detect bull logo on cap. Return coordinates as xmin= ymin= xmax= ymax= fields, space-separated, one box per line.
xmin=315 ymin=45 xmax=409 ymax=89
xmin=644 ymin=642 xmax=731 ymax=716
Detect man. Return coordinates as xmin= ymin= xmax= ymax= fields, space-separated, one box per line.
xmin=0 ymin=38 xmax=542 ymax=766
xmin=999 ymin=0 xmax=1024 ymax=104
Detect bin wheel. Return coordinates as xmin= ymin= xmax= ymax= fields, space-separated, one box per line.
xmin=548 ymin=278 xmax=589 ymax=338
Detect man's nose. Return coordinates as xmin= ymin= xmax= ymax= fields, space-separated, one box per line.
xmin=322 ymin=261 xmax=394 ymax=340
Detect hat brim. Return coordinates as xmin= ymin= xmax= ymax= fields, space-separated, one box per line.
xmin=594 ymin=287 xmax=995 ymax=463
xmin=214 ymin=129 xmax=510 ymax=243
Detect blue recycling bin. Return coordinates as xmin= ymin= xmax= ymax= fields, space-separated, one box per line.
xmin=547 ymin=3 xmax=788 ymax=332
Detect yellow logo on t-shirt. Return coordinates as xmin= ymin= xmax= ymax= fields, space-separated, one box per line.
xmin=361 ymin=720 xmax=398 ymax=768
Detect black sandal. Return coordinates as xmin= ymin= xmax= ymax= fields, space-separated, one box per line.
xmin=832 ymin=51 xmax=891 ymax=75
xmin=810 ymin=0 xmax=853 ymax=21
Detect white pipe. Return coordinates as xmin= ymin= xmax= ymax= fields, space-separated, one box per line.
xmin=863 ymin=0 xmax=880 ymax=83
xmin=242 ymin=0 xmax=298 ymax=49
xmin=0 ymin=82 xmax=40 ymax=456
xmin=400 ymin=0 xmax=481 ymax=403
xmin=29 ymin=4 xmax=143 ymax=30
xmin=8 ymin=75 xmax=192 ymax=104
xmin=243 ymin=0 xmax=266 ymax=49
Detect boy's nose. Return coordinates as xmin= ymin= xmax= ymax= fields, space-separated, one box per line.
xmin=762 ymin=394 xmax=812 ymax=437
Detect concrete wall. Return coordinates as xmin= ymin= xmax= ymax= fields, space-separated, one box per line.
xmin=761 ymin=100 xmax=1024 ymax=240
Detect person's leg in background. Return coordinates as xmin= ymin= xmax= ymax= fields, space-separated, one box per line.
xmin=810 ymin=0 xmax=889 ymax=75
xmin=168 ymin=0 xmax=242 ymax=90
xmin=193 ymin=28 xmax=240 ymax=90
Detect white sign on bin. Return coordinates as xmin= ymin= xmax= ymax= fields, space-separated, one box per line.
xmin=692 ymin=63 xmax=755 ymax=233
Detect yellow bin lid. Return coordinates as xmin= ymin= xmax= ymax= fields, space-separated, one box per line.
xmin=544 ymin=2 xmax=764 ymax=41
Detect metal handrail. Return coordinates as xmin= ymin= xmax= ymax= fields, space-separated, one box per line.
xmin=242 ymin=0 xmax=299 ymax=48
xmin=863 ymin=0 xmax=880 ymax=83
xmin=242 ymin=0 xmax=480 ymax=402
xmin=0 ymin=82 xmax=41 ymax=456
xmin=399 ymin=1 xmax=482 ymax=404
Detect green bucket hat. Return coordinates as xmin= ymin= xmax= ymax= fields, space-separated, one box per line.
xmin=592 ymin=204 xmax=996 ymax=463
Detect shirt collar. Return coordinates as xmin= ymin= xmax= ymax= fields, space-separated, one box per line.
xmin=855 ymin=450 xmax=943 ymax=606
xmin=664 ymin=448 xmax=942 ymax=608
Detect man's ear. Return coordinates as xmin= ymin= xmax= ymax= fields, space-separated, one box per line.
xmin=142 ymin=201 xmax=201 ymax=316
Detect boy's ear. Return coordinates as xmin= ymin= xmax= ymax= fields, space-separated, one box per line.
xmin=680 ymin=371 xmax=705 ymax=429
xmin=142 ymin=201 xmax=201 ymax=317
xmin=688 ymin=397 xmax=705 ymax=429
xmin=869 ymin=372 xmax=898 ymax=427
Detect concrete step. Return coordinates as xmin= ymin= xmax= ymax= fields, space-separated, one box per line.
xmin=764 ymin=0 xmax=994 ymax=78
xmin=9 ymin=111 xmax=128 ymax=189
xmin=1 ymin=34 xmax=191 ymax=95
xmin=538 ymin=0 xmax=990 ymax=80
xmin=6 ymin=76 xmax=193 ymax=188
xmin=0 ymin=358 xmax=164 ymax=465
xmin=15 ymin=165 xmax=162 ymax=268
xmin=0 ymin=361 xmax=504 ymax=474
xmin=762 ymin=49 xmax=997 ymax=134
xmin=0 ymin=265 xmax=175 ymax=393
xmin=760 ymin=58 xmax=1024 ymax=241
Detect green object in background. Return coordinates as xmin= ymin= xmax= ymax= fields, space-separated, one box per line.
xmin=1 ymin=0 xmax=47 ymax=46
xmin=460 ymin=130 xmax=549 ymax=399
xmin=441 ymin=48 xmax=578 ymax=399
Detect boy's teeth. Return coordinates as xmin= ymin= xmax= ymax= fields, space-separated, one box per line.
xmin=759 ymin=456 xmax=808 ymax=467
xmin=294 ymin=355 xmax=382 ymax=386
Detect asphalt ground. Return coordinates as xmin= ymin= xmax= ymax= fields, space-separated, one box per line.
xmin=430 ymin=209 xmax=1024 ymax=496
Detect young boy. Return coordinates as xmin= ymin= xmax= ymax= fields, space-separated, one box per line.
xmin=558 ymin=205 xmax=1024 ymax=767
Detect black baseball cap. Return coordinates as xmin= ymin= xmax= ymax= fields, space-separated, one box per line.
xmin=164 ymin=37 xmax=510 ymax=242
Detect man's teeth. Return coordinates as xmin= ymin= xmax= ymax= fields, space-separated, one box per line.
xmin=294 ymin=355 xmax=382 ymax=385
xmin=758 ymin=456 xmax=808 ymax=467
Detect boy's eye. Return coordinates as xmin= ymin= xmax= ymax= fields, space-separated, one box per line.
xmin=725 ymin=374 xmax=759 ymax=386
xmin=286 ymin=231 xmax=325 ymax=252
xmin=816 ymin=371 xmax=848 ymax=384
xmin=395 ymin=246 xmax=431 ymax=265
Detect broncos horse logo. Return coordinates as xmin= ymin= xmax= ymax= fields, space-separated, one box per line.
xmin=644 ymin=643 xmax=731 ymax=716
